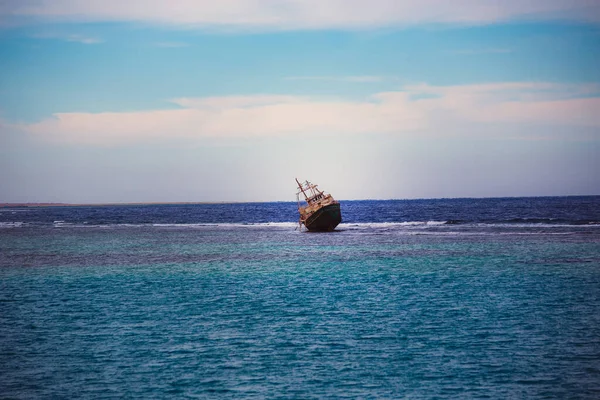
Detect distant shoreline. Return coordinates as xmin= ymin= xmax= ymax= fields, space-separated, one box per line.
xmin=1 ymin=195 xmax=599 ymax=208
xmin=0 ymin=202 xmax=244 ymax=208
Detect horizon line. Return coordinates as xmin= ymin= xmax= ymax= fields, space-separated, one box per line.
xmin=2 ymin=194 xmax=599 ymax=207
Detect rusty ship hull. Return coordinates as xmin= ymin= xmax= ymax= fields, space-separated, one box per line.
xmin=304 ymin=203 xmax=342 ymax=232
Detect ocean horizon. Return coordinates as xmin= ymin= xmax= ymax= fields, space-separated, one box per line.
xmin=3 ymin=193 xmax=600 ymax=206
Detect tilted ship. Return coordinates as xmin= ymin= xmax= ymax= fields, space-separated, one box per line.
xmin=295 ymin=178 xmax=342 ymax=231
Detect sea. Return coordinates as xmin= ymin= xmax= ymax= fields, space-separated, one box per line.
xmin=1 ymin=196 xmax=599 ymax=399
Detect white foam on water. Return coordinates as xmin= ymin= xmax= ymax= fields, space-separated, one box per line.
xmin=472 ymin=222 xmax=600 ymax=229
xmin=339 ymin=221 xmax=448 ymax=230
xmin=151 ymin=222 xmax=299 ymax=229
xmin=53 ymin=221 xmax=76 ymax=227
xmin=0 ymin=222 xmax=24 ymax=228
xmin=44 ymin=221 xmax=439 ymax=230
xmin=8 ymin=220 xmax=596 ymax=233
xmin=46 ymin=222 xmax=300 ymax=229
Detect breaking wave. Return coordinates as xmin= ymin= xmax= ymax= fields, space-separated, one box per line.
xmin=2 ymin=220 xmax=599 ymax=233
xmin=0 ymin=222 xmax=24 ymax=228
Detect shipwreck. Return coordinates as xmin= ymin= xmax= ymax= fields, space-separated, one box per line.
xmin=295 ymin=178 xmax=342 ymax=232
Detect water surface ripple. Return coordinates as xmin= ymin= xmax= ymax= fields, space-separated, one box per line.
xmin=1 ymin=198 xmax=600 ymax=398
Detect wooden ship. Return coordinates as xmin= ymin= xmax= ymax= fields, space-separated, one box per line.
xmin=296 ymin=178 xmax=342 ymax=231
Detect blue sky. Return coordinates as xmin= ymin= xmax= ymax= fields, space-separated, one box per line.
xmin=1 ymin=1 xmax=599 ymax=202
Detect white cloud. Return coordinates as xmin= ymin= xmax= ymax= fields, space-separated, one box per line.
xmin=285 ymin=76 xmax=384 ymax=83
xmin=4 ymin=0 xmax=600 ymax=30
xmin=64 ymin=34 xmax=102 ymax=44
xmin=172 ymin=95 xmax=309 ymax=109
xmin=14 ymin=82 xmax=600 ymax=146
xmin=401 ymin=82 xmax=600 ymax=128
xmin=32 ymin=32 xmax=103 ymax=44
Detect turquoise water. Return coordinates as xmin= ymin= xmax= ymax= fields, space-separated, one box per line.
xmin=1 ymin=199 xmax=600 ymax=398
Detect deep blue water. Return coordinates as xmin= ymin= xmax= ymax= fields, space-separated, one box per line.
xmin=2 ymin=196 xmax=600 ymax=227
xmin=1 ymin=197 xmax=600 ymax=398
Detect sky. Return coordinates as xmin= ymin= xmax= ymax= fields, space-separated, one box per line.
xmin=1 ymin=0 xmax=599 ymax=203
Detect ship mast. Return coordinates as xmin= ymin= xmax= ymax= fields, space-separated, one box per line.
xmin=295 ymin=178 xmax=309 ymax=201
xmin=296 ymin=178 xmax=324 ymax=205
